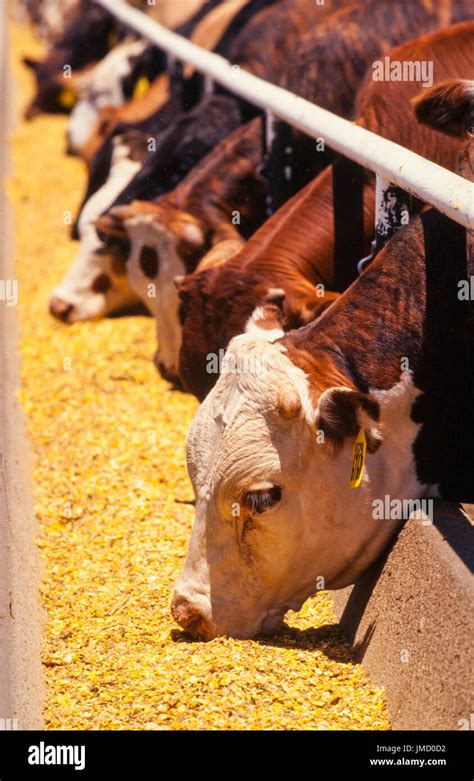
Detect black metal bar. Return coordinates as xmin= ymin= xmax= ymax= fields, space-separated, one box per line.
xmin=332 ymin=155 xmax=365 ymax=291
xmin=264 ymin=118 xmax=294 ymax=216
xmin=415 ymin=209 xmax=472 ymax=500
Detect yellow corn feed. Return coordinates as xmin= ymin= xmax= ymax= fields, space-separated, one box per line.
xmin=7 ymin=20 xmax=390 ymax=730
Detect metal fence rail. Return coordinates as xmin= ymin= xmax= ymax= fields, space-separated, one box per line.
xmin=96 ymin=0 xmax=473 ymax=232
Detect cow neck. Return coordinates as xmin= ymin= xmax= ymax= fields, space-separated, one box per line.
xmin=176 ymin=119 xmax=263 ymax=233
xmin=228 ymin=165 xmax=374 ymax=290
xmin=283 ymin=220 xmax=427 ymax=396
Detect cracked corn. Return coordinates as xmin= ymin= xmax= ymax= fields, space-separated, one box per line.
xmin=7 ymin=20 xmax=390 ymax=730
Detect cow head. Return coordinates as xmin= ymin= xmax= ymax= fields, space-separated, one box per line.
xmin=96 ymin=201 xmax=207 ymax=384
xmin=66 ymin=39 xmax=155 ymax=156
xmin=50 ymin=135 xmax=149 ymax=322
xmin=23 ymin=3 xmax=120 ymax=119
xmin=49 ymin=238 xmax=137 ymax=322
xmin=172 ymin=306 xmax=414 ymax=639
xmin=23 ymin=56 xmax=80 ymax=119
xmin=177 ymin=260 xmax=338 ymax=401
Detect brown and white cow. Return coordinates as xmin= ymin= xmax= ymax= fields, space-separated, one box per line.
xmin=95 ymin=117 xmax=267 ymax=380
xmin=177 ymin=22 xmax=474 ymax=400
xmin=22 ymin=1 xmax=125 ymax=118
xmin=65 ymin=38 xmax=162 ymax=156
xmin=20 ymin=0 xmax=82 ymax=41
xmin=49 ymin=94 xmax=243 ymax=322
xmin=73 ymin=4 xmax=472 ymax=379
xmin=171 ymin=79 xmax=474 ymax=640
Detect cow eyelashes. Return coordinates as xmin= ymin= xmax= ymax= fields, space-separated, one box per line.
xmin=243 ymin=485 xmax=282 ymax=514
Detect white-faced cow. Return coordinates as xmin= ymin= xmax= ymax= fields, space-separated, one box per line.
xmin=171 ymin=79 xmax=474 ymax=639
xmin=95 ymin=117 xmax=266 ymax=382
xmin=66 ymin=39 xmax=162 ymax=156
xmin=50 ymin=94 xmax=242 ymax=321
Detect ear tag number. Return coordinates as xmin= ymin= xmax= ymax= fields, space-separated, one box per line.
xmin=349 ymin=427 xmax=366 ymax=488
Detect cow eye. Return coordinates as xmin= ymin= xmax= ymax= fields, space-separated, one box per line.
xmin=243 ymin=484 xmax=282 ymax=514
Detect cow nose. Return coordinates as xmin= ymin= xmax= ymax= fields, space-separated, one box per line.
xmin=171 ymin=596 xmax=213 ymax=640
xmin=49 ymin=296 xmax=74 ymax=322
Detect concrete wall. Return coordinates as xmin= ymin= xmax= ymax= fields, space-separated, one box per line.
xmin=0 ymin=6 xmax=44 ymax=730
xmin=333 ymin=501 xmax=474 ymax=730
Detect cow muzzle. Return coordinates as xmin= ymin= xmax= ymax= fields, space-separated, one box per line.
xmin=49 ymin=296 xmax=75 ymax=322
xmin=171 ymin=595 xmax=216 ymax=641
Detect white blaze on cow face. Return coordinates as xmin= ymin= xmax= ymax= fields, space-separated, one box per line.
xmin=172 ymin=328 xmax=432 ymax=640
xmin=49 ymin=140 xmax=141 ymax=322
xmin=67 ymin=39 xmax=148 ymax=155
xmin=121 ymin=211 xmax=204 ymax=382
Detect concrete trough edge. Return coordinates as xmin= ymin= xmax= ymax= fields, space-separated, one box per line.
xmin=0 ymin=5 xmax=45 ymax=731
xmin=332 ymin=501 xmax=474 ymax=730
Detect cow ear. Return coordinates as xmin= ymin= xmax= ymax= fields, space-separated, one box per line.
xmin=246 ymin=304 xmax=284 ymax=342
xmin=265 ymin=287 xmax=286 ymax=308
xmin=95 ymin=211 xmax=126 ymax=239
xmin=316 ymin=386 xmax=382 ymax=453
xmin=172 ymin=219 xmax=205 ymax=249
xmin=287 ymin=289 xmax=339 ymax=326
xmin=23 ymin=56 xmax=40 ymax=71
xmin=196 ymin=239 xmax=243 ymax=271
xmin=412 ymin=79 xmax=474 ymax=138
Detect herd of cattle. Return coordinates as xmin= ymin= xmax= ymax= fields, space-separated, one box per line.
xmin=22 ymin=0 xmax=473 ymax=639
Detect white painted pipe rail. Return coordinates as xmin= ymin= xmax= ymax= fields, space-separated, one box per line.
xmin=97 ymin=0 xmax=474 ymax=230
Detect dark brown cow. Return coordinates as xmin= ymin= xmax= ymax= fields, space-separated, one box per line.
xmin=234 ymin=0 xmax=474 ymax=190
xmin=78 ymin=0 xmax=256 ymax=163
xmin=178 ymin=22 xmax=474 ymax=399
xmin=49 ymin=94 xmax=244 ymax=323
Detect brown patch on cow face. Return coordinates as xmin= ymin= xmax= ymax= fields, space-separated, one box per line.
xmin=91 ymin=273 xmax=112 ymax=294
xmin=138 ymin=246 xmax=159 ymax=279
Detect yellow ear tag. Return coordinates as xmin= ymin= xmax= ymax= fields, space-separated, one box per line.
xmin=349 ymin=427 xmax=367 ymax=488
xmin=58 ymin=87 xmax=77 ymax=109
xmin=132 ymin=76 xmax=151 ymax=100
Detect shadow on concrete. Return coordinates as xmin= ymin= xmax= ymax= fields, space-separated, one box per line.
xmin=337 ymin=500 xmax=474 ymax=661
xmin=433 ymin=501 xmax=474 ymax=573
